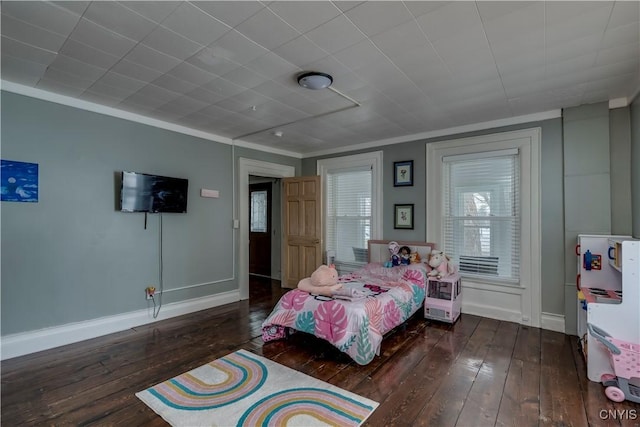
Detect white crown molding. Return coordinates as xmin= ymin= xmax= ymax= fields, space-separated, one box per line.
xmin=609 ymin=97 xmax=628 ymax=109
xmin=302 ymin=109 xmax=562 ymax=158
xmin=0 ymin=290 xmax=239 ymax=361
xmin=0 ymin=80 xmax=302 ymax=159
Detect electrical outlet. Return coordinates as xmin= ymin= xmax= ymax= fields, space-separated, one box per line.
xmin=145 ymin=286 xmax=156 ymax=300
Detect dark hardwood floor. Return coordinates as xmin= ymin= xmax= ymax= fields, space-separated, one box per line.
xmin=2 ymin=276 xmax=639 ymax=426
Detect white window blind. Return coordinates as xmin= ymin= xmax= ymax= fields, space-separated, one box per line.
xmin=442 ymin=149 xmax=520 ymax=281
xmin=326 ymin=167 xmax=371 ymax=264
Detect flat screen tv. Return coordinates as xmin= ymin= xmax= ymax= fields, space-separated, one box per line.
xmin=120 ymin=171 xmax=188 ymax=213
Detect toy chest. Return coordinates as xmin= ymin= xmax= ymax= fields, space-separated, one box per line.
xmin=588 ymin=323 xmax=640 ymax=403
xmin=424 ymin=273 xmax=461 ymax=323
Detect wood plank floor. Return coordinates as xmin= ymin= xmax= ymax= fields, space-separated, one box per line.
xmin=2 ymin=276 xmax=639 ymax=426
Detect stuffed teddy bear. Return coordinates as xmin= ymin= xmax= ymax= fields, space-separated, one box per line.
xmin=297 ymin=264 xmax=343 ymax=296
xmin=427 ymin=250 xmax=457 ymax=279
xmin=410 ymin=252 xmax=421 ymax=264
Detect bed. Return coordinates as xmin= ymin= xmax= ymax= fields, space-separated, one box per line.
xmin=261 ymin=240 xmax=435 ymax=365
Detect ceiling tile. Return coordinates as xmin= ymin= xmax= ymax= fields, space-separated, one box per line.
xmin=125 ymin=44 xmax=182 ymax=74
xmin=332 ymin=39 xmax=388 ymax=71
xmin=186 ymin=47 xmax=241 ymax=76
xmin=305 ymin=14 xmax=366 ymax=54
xmin=221 ymin=66 xmax=267 ymax=89
xmin=184 ymin=86 xmax=226 ymax=105
xmin=142 ymin=26 xmax=203 ymax=61
xmin=37 ymin=78 xmax=85 ymax=96
xmin=1 ymin=14 xmax=67 ymax=52
xmin=84 ymin=1 xmax=158 ymax=41
xmin=205 ymin=30 xmax=269 ymax=65
xmin=51 ymin=1 xmax=90 ymax=16
xmin=60 ymin=39 xmax=121 ymax=70
xmin=415 ymin=2 xmax=481 ymax=43
xmin=270 ymin=1 xmax=341 ymax=33
xmin=1 ymin=36 xmax=57 ymax=65
xmin=0 ymin=54 xmax=48 ymax=86
xmin=545 ymin=3 xmax=612 ymax=45
xmin=151 ymin=74 xmax=198 ymax=95
xmin=370 ymin=20 xmax=430 ymax=61
xmin=344 ymin=1 xmax=414 ymax=37
xmin=118 ymin=1 xmax=181 ymax=24
xmin=85 ymin=81 xmax=139 ymax=102
xmin=203 ymin=77 xmax=245 ymax=98
xmin=96 ymin=72 xmax=148 ymax=93
xmin=602 ymin=22 xmax=640 ymax=49
xmin=244 ymin=52 xmax=299 ymax=80
xmin=135 ymin=84 xmax=182 ymax=104
xmin=404 ymin=1 xmax=448 ymax=19
xmin=41 ymin=67 xmax=95 ymax=91
xmin=161 ymin=2 xmax=231 ymax=46
xmin=69 ymin=18 xmax=137 ymax=57
xmin=110 ymin=60 xmax=165 ymax=83
xmin=191 ymin=1 xmax=265 ymax=28
xmin=166 ymin=62 xmax=218 ymax=86
xmin=272 ymin=35 xmax=328 ymax=68
xmin=1 ymin=1 xmax=81 ymax=37
xmin=235 ymin=7 xmax=300 ymax=50
xmin=48 ymin=55 xmax=107 ymax=81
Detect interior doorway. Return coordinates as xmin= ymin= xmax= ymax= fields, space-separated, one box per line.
xmin=238 ymin=158 xmax=295 ymax=300
xmin=249 ymin=179 xmax=274 ymax=278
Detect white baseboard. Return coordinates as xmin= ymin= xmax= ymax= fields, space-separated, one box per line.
xmin=1 ymin=290 xmax=240 ymax=361
xmin=462 ymin=303 xmax=566 ymax=333
xmin=462 ymin=302 xmax=523 ymax=324
xmin=540 ymin=312 xmax=565 ymax=333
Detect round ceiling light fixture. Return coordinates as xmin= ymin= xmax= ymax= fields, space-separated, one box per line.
xmin=297 ymin=71 xmax=333 ymax=90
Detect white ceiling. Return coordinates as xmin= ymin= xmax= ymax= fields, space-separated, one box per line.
xmin=1 ymin=1 xmax=639 ymax=157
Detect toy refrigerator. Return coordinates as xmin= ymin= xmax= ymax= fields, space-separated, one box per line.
xmin=576 ymin=234 xmax=640 ymax=382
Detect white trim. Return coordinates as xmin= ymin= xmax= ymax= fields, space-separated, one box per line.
xmin=317 ymin=151 xmax=384 ymax=242
xmin=0 ymin=290 xmax=239 ymax=361
xmin=462 ymin=301 xmax=523 ymax=324
xmin=0 ymin=80 xmax=302 ymax=159
xmin=608 ymin=97 xmax=628 ymax=109
xmin=540 ymin=312 xmax=566 ymax=333
xmin=304 ymin=110 xmax=560 ymax=158
xmin=426 ymin=128 xmax=542 ymax=327
xmin=238 ymin=158 xmax=295 ymax=300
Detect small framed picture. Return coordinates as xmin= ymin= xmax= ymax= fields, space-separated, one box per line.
xmin=394 ymin=160 xmax=413 ymax=186
xmin=394 ymin=204 xmax=414 ymax=229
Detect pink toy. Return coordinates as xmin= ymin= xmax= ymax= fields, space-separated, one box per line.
xmin=424 ymin=273 xmax=461 ymax=323
xmin=297 ymin=265 xmax=342 ymax=296
xmin=428 ymin=250 xmax=456 ymax=278
xmin=587 ymin=323 xmax=640 ymax=404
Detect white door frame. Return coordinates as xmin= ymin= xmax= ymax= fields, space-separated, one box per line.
xmin=425 ymin=128 xmax=542 ymax=327
xmin=238 ymin=158 xmax=295 ymax=300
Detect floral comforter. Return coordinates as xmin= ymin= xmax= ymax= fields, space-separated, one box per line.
xmin=261 ymin=263 xmax=427 ymax=365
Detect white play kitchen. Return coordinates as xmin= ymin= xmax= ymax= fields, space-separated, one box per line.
xmin=576 ymin=234 xmax=640 ymax=403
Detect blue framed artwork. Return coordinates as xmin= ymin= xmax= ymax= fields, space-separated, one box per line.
xmin=393 ymin=160 xmax=413 ymax=186
xmin=1 ymin=159 xmax=39 ymax=202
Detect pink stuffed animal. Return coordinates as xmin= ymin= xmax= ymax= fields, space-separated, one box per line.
xmin=428 ymin=250 xmax=456 ymax=279
xmin=297 ymin=265 xmax=343 ymax=296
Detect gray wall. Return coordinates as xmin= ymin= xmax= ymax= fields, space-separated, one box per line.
xmin=632 ymin=96 xmax=640 ymax=238
xmin=0 ymin=91 xmax=300 ymax=336
xmin=303 ymin=119 xmax=566 ymax=317
xmin=303 ymin=109 xmax=634 ymax=327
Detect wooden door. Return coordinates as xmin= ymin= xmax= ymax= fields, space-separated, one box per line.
xmin=282 ymin=176 xmax=322 ymax=288
xmin=249 ymin=182 xmax=271 ymax=276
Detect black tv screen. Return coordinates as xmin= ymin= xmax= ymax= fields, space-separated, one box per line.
xmin=120 ymin=171 xmax=188 ymax=213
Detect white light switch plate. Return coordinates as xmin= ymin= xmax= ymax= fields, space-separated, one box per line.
xmin=200 ymin=188 xmax=219 ymax=198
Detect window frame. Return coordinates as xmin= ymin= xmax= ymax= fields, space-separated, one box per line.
xmin=317 ymin=151 xmax=383 ymax=266
xmin=426 ymin=129 xmax=540 ymax=289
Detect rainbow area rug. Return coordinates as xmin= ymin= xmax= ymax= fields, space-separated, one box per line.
xmin=136 ymin=349 xmax=378 ymax=426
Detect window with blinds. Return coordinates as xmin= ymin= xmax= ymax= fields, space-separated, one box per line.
xmin=325 ymin=168 xmax=372 ymax=264
xmin=442 ymin=149 xmax=520 ymax=281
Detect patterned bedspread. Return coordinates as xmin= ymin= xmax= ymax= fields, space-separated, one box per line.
xmin=261 ymin=263 xmax=428 ymax=365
